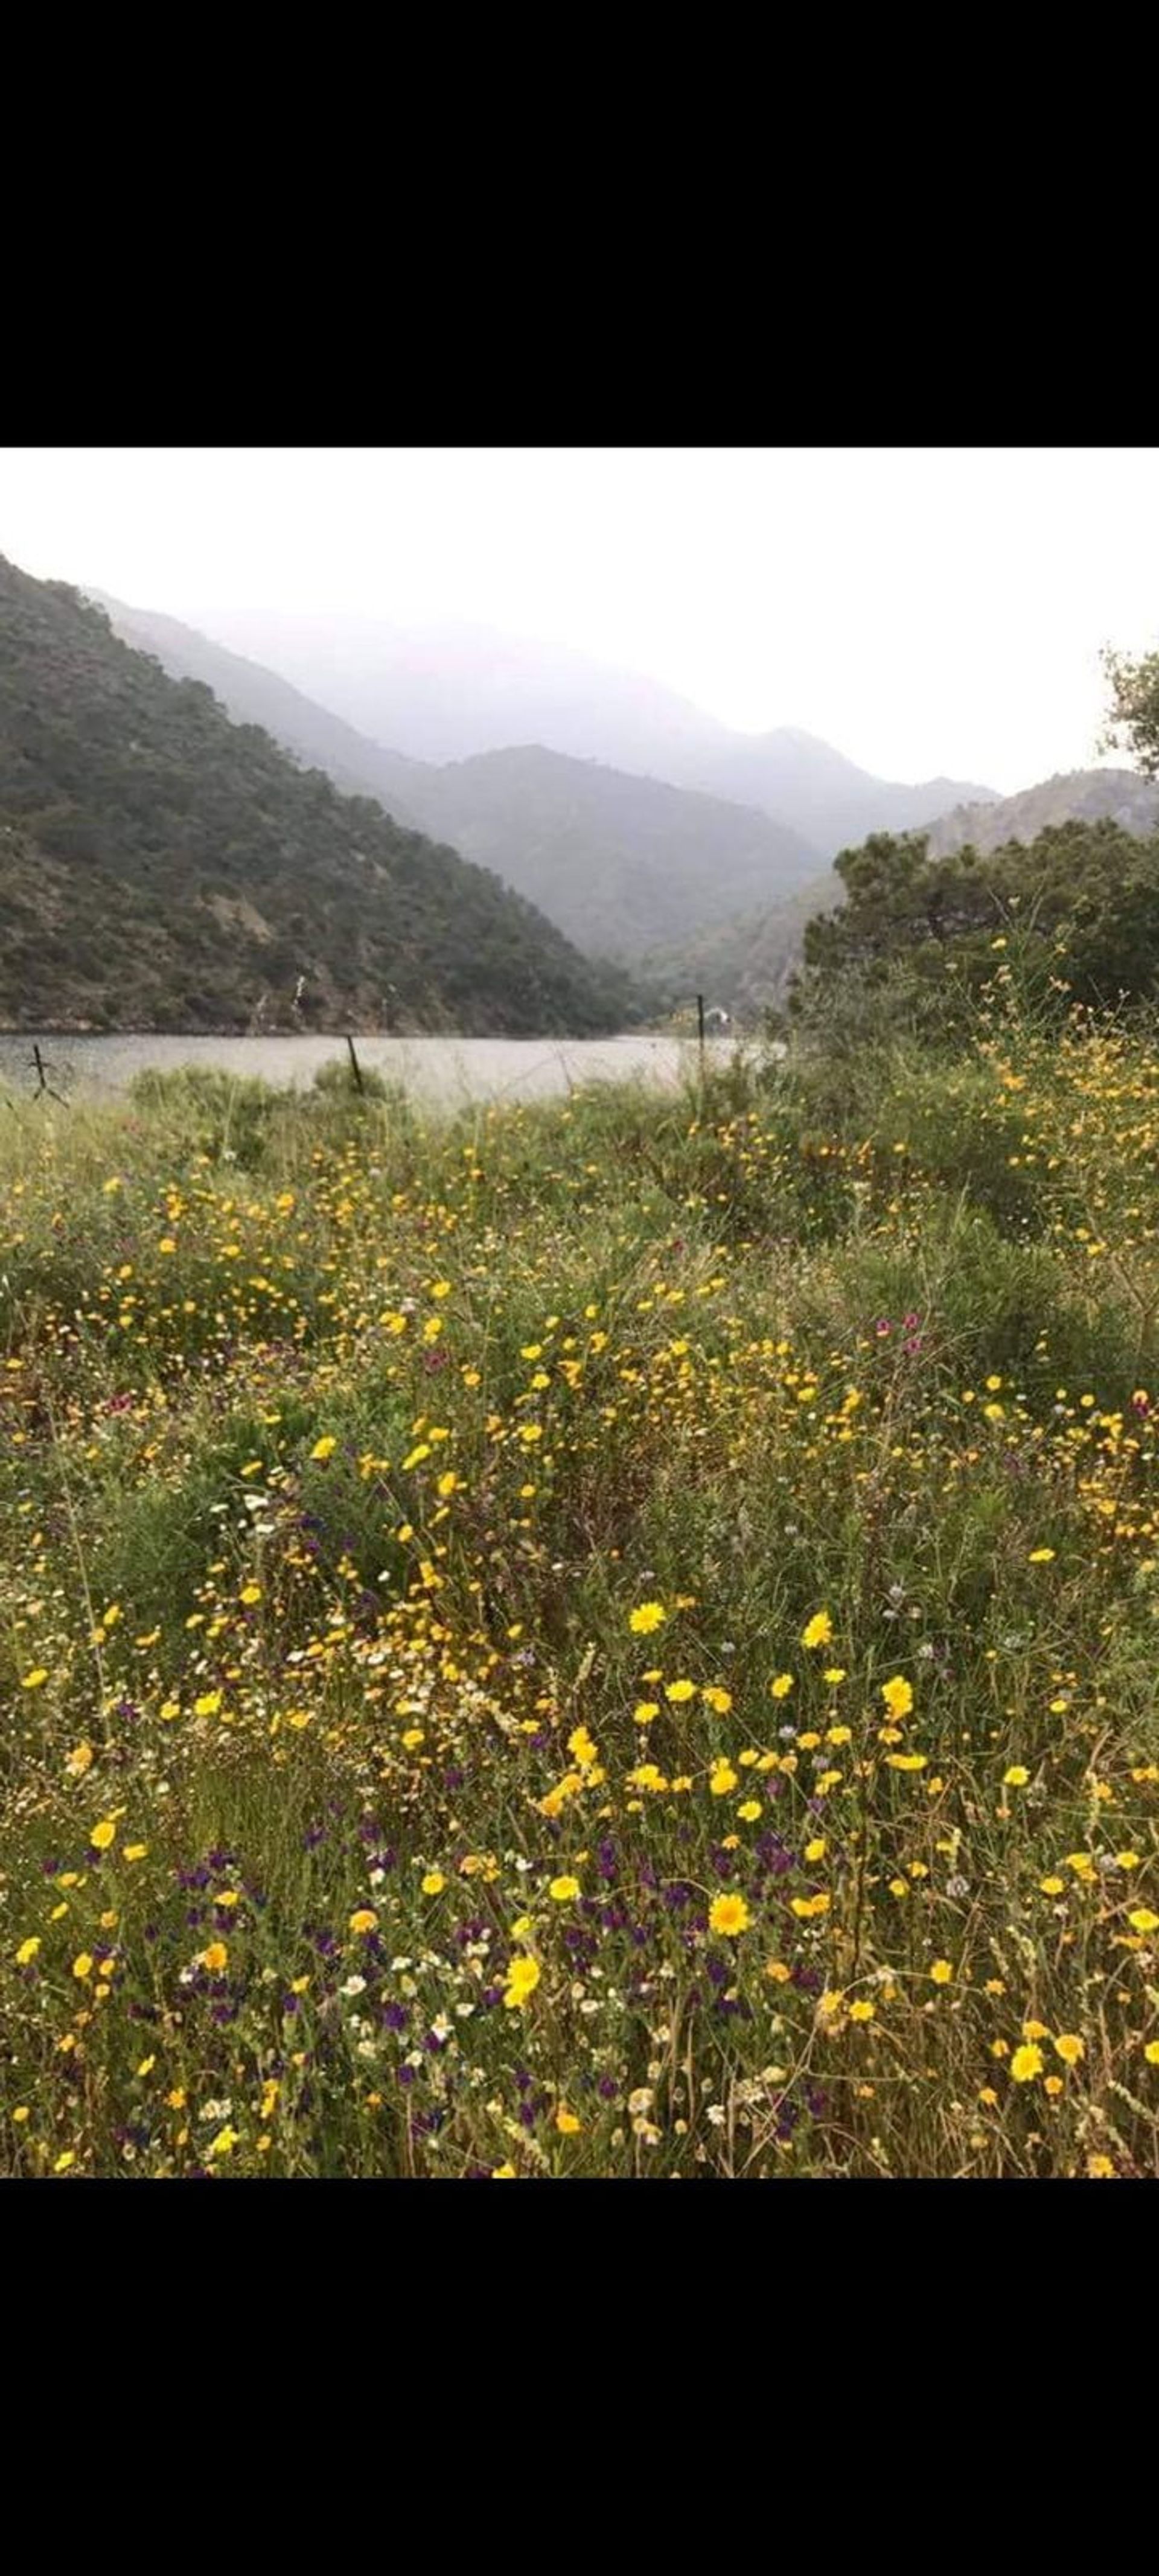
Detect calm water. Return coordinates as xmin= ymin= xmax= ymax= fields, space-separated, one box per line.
xmin=0 ymin=1029 xmax=713 ymax=1105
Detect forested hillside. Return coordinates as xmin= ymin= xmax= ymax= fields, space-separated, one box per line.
xmin=0 ymin=558 xmax=635 ymax=1035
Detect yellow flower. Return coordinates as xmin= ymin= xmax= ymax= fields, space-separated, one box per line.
xmin=1054 ymin=2034 xmax=1085 ymax=2067
xmin=555 ymin=2106 xmax=581 ymax=2135
xmin=1086 ymin=2153 xmax=1115 ymax=2177
xmin=1010 ymin=2044 xmax=1044 ymax=2083
xmin=72 ymin=1952 xmax=94 ymax=1980
xmin=310 ymin=1435 xmax=337 ymax=1460
xmin=737 ymin=1799 xmax=762 ymax=1823
xmin=240 ymin=1582 xmax=261 ymax=1605
xmin=1028 ymin=1547 xmax=1056 ymax=1563
xmin=65 ymin=1742 xmax=93 ymax=1777
xmin=16 ymin=1937 xmax=40 ymax=1966
xmin=54 ymin=2151 xmax=76 ymax=2173
xmin=123 ymin=1843 xmax=148 ymax=1863
xmin=709 ymin=1759 xmax=738 ymax=1796
xmin=629 ymin=1600 xmax=666 ymax=1634
xmin=770 ymin=1673 xmax=794 ymax=1699
xmin=791 ymin=1892 xmax=831 ymax=1919
xmin=201 ymin=1942 xmax=229 ymax=1973
xmin=1003 ymin=1765 xmax=1029 ymax=1788
xmin=849 ymin=1999 xmax=876 ymax=2023
xmin=701 ymin=1685 xmax=733 ymax=1715
xmin=567 ymin=1724 xmax=599 ymax=1772
xmin=503 ymin=1955 xmax=541 ymax=2010
xmin=492 ymin=2163 xmax=517 ymax=2178
xmin=208 ymin=2125 xmax=240 ymax=2157
xmin=549 ymin=1876 xmax=581 ymax=1902
xmin=765 ymin=1960 xmax=791 ymax=1982
xmin=1143 ymin=2040 xmax=1159 ymax=2067
xmin=823 ymin=1667 xmax=847 ymax=1685
xmin=886 ymin=1752 xmax=927 ymax=1771
xmin=349 ymin=1908 xmax=378 ymax=1935
xmin=880 ymin=1675 xmax=913 ymax=1719
xmin=665 ymin=1678 xmax=695 ymax=1704
xmin=633 ymin=1702 xmax=660 ymax=1725
xmin=930 ymin=1960 xmax=954 ymax=1986
xmin=708 ymin=1893 xmax=750 ymax=1937
xmin=1039 ymin=1876 xmax=1065 ymax=1896
xmin=21 ymin=1668 xmax=48 ymax=1690
xmin=801 ymin=1611 xmax=833 ymax=1651
xmin=421 ymin=1871 xmax=445 ymax=1897
xmin=89 ymin=1818 xmax=117 ymax=1852
xmin=1129 ymin=1909 xmax=1159 ymax=1935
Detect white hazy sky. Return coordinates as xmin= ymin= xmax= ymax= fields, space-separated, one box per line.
xmin=2 ymin=446 xmax=1156 ymax=791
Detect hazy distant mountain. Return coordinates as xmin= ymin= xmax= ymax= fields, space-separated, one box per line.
xmin=688 ymin=728 xmax=1000 ymax=858
xmin=91 ymin=592 xmax=425 ymax=825
xmin=200 ymin=609 xmax=723 ymax=777
xmin=924 ymin=767 xmax=1159 ymax=860
xmin=397 ymin=747 xmax=820 ymax=960
xmin=199 ymin=610 xmax=998 ymax=857
xmin=0 ymin=558 xmax=634 ymax=1037
xmin=91 ymin=600 xmax=821 ymax=961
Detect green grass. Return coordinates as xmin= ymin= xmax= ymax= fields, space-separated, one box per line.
xmin=2 ymin=1020 xmax=1158 ymax=2178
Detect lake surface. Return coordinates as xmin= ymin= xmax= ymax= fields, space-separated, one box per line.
xmin=0 ymin=1030 xmax=715 ymax=1106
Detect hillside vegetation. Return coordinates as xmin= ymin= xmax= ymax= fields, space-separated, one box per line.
xmin=92 ymin=593 xmax=427 ymax=826
xmin=0 ymin=557 xmax=633 ymax=1037
xmin=925 ymin=768 xmax=1159 ymax=861
xmin=400 ymin=747 xmax=820 ymax=960
xmin=95 ymin=598 xmax=823 ymax=966
xmin=3 ymin=972 xmax=1158 ymax=2178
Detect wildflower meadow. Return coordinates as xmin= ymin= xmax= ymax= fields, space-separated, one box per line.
xmin=3 ymin=1010 xmax=1159 ymax=2180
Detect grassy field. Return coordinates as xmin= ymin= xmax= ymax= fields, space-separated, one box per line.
xmin=3 ymin=1014 xmax=1159 ymax=2180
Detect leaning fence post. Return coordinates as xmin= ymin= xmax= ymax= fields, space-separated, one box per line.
xmin=346 ymin=1035 xmax=365 ymax=1096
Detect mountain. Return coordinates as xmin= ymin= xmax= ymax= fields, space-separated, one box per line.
xmin=88 ymin=592 xmax=426 ymax=825
xmin=924 ymin=767 xmax=1159 ymax=860
xmin=686 ymin=727 xmax=1000 ymax=858
xmin=393 ymin=747 xmax=820 ymax=960
xmin=195 ymin=610 xmax=999 ymax=857
xmin=92 ymin=598 xmax=821 ymax=961
xmin=197 ymin=610 xmax=726 ymax=776
xmin=0 ymin=555 xmax=635 ymax=1037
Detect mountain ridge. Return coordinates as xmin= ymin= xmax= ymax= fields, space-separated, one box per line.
xmin=0 ymin=556 xmax=634 ymax=1037
xmin=924 ymin=767 xmax=1159 ymax=859
xmin=158 ymin=605 xmax=1001 ymax=857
